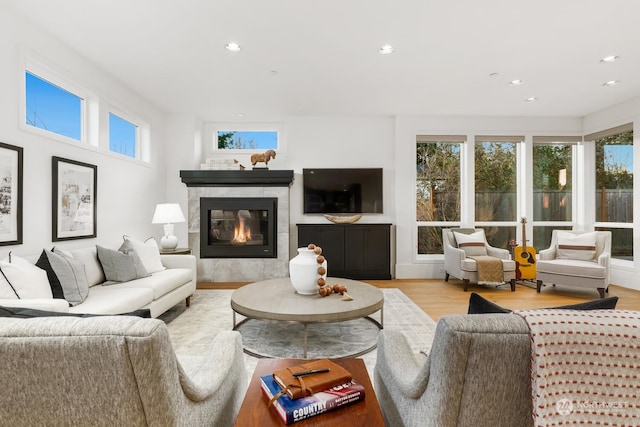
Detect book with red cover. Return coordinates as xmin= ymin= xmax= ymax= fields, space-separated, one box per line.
xmin=260 ymin=374 xmax=365 ymax=424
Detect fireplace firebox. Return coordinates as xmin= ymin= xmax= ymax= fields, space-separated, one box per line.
xmin=200 ymin=197 xmax=277 ymax=258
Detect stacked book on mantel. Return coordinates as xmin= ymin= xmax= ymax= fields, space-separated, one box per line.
xmin=200 ymin=158 xmax=245 ymax=170
xmin=260 ymin=359 xmax=366 ymax=424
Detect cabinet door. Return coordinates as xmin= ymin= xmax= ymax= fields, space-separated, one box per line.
xmin=344 ymin=225 xmax=390 ymax=279
xmin=297 ymin=225 xmax=345 ymax=273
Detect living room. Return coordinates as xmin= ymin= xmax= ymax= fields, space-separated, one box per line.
xmin=1 ymin=1 xmax=640 ymax=425
xmin=1 ymin=2 xmax=640 ymax=293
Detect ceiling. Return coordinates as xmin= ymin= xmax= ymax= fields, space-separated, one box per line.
xmin=4 ymin=0 xmax=640 ymax=121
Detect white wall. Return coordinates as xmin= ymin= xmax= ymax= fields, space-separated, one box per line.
xmin=0 ymin=6 xmax=168 ymax=258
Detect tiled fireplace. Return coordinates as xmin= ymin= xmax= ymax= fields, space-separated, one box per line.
xmin=181 ymin=170 xmax=294 ymax=282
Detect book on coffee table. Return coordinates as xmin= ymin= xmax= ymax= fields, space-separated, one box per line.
xmin=260 ymin=374 xmax=366 ymax=425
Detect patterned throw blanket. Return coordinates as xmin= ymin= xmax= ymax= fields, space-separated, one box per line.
xmin=467 ymin=255 xmax=503 ymax=285
xmin=516 ymin=309 xmax=640 ymax=426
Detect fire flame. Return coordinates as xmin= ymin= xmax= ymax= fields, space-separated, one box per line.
xmin=233 ymin=220 xmax=251 ymax=243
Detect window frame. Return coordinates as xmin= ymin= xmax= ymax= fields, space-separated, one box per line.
xmin=415 ymin=135 xmax=466 ymax=260
xmin=108 ymin=108 xmax=141 ymax=160
xmin=207 ymin=122 xmax=285 ymax=155
xmin=21 ymin=58 xmax=89 ymax=145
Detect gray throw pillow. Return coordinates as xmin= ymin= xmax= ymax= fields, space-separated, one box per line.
xmin=36 ymin=249 xmax=89 ymax=306
xmin=96 ymin=245 xmax=149 ymax=283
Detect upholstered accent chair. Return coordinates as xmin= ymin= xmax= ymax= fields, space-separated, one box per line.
xmin=536 ymin=230 xmax=612 ymax=298
xmin=0 ymin=316 xmax=247 ymax=426
xmin=442 ymin=228 xmax=516 ymax=291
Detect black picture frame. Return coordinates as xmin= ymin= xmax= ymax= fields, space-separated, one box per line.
xmin=0 ymin=142 xmax=23 ymax=246
xmin=52 ymin=156 xmax=97 ymax=241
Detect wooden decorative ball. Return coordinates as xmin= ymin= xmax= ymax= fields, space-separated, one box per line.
xmin=316 ymin=255 xmax=325 ymax=264
xmin=317 ymin=266 xmax=326 ymax=275
xmin=307 ymin=243 xmax=316 ymax=249
xmin=317 ymin=277 xmax=325 ymax=287
xmin=314 ymin=246 xmax=322 ymax=255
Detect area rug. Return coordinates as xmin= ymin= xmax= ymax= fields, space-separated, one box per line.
xmin=160 ymin=288 xmax=436 ymax=380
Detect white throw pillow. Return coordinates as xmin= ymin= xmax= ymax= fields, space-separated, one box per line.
xmin=0 ymin=255 xmax=53 ymax=299
xmin=119 ymin=236 xmax=165 ymax=274
xmin=556 ymin=231 xmax=597 ymax=261
xmin=453 ymin=231 xmax=488 ymax=256
xmin=0 ymin=272 xmax=18 ymax=299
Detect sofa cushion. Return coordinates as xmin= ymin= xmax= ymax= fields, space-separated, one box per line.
xmin=0 ymin=305 xmax=151 ymax=318
xmin=36 ymin=249 xmax=89 ymax=306
xmin=0 ymin=270 xmax=18 ymax=299
xmin=536 ymin=258 xmax=606 ymax=279
xmin=119 ymin=236 xmax=165 ymax=274
xmin=96 ymin=246 xmax=149 ymax=283
xmin=0 ymin=255 xmax=53 ymax=299
xmin=69 ymin=246 xmax=105 ymax=287
xmin=67 ymin=285 xmax=154 ymax=315
xmin=453 ymin=231 xmax=487 ymax=256
xmin=115 ymin=268 xmax=193 ymax=299
xmin=556 ymin=231 xmax=597 ymax=261
xmin=467 ymin=292 xmax=619 ymax=314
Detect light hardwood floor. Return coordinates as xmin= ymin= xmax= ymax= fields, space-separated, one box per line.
xmin=198 ymin=279 xmax=640 ymax=321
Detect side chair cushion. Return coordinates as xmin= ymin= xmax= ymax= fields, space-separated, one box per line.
xmin=453 ymin=231 xmax=487 ymax=256
xmin=556 ymin=231 xmax=597 ymax=261
xmin=467 ymin=292 xmax=619 ymax=314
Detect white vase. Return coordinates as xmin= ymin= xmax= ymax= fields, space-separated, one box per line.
xmin=289 ymin=247 xmax=328 ymax=295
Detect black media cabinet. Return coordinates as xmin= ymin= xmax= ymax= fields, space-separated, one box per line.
xmin=296 ymin=223 xmax=393 ymax=280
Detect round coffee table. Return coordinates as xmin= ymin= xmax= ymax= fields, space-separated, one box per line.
xmin=231 ymin=277 xmax=384 ymax=358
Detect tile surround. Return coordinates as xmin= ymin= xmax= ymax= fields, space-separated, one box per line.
xmin=186 ymin=179 xmax=292 ymax=282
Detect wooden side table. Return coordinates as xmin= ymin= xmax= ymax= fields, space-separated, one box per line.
xmin=159 ymin=247 xmax=192 ymax=255
xmin=234 ymin=358 xmax=385 ymax=427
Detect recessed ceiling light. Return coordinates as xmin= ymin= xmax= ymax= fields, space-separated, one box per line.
xmin=600 ymin=55 xmax=619 ymax=63
xmin=603 ymin=80 xmax=621 ymax=87
xmin=237 ymin=113 xmax=245 ymax=118
xmin=269 ymin=70 xmax=279 ymax=76
xmin=525 ymin=97 xmax=537 ymax=102
xmin=225 ymin=42 xmax=241 ymax=52
xmin=489 ymin=72 xmax=499 ymax=77
xmin=379 ymin=45 xmax=394 ymax=55
xmin=509 ymin=79 xmax=524 ymax=86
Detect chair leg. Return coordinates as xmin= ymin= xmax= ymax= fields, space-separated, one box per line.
xmin=597 ymin=288 xmax=605 ymax=299
xmin=186 ymin=295 xmax=192 ymax=307
xmin=510 ymin=279 xmax=516 ymax=292
xmin=463 ymin=279 xmax=469 ymax=292
xmin=445 ymin=272 xmax=450 ymax=282
xmin=536 ymin=280 xmax=543 ymax=293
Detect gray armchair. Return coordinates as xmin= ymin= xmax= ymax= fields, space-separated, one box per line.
xmin=442 ymin=228 xmax=516 ymax=291
xmin=536 ymin=230 xmax=611 ymax=298
xmin=374 ymin=315 xmax=533 ymax=427
xmin=0 ymin=316 xmax=247 ymax=426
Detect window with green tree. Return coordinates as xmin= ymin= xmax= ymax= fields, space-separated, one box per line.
xmin=416 ymin=136 xmax=462 ymax=254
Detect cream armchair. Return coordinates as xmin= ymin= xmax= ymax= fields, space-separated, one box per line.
xmin=442 ymin=228 xmax=516 ymax=292
xmin=536 ymin=230 xmax=611 ymax=298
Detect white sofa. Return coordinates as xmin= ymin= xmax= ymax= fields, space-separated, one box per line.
xmin=0 ymin=246 xmax=196 ymax=318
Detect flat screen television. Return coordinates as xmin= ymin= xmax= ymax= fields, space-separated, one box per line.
xmin=303 ymin=168 xmax=383 ymax=214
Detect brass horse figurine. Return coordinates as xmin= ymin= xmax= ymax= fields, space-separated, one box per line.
xmin=250 ymin=149 xmax=276 ymax=167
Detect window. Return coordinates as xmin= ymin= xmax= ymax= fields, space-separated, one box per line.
xmin=586 ymin=124 xmax=634 ymax=260
xmin=474 ymin=136 xmax=521 ymax=248
xmin=217 ymin=130 xmax=278 ymax=150
xmin=532 ymin=136 xmax=579 ymax=251
xmin=25 ymin=71 xmax=83 ymax=141
xmin=416 ymin=136 xmax=463 ymax=254
xmin=109 ymin=112 xmax=138 ymax=158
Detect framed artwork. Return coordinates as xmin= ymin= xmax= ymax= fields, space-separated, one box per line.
xmin=52 ymin=156 xmax=97 ymax=241
xmin=0 ymin=142 xmax=23 ymax=246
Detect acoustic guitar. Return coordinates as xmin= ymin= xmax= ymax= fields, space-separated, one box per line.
xmin=517 ymin=217 xmax=536 ymax=279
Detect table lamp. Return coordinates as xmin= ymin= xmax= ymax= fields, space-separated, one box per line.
xmin=152 ymin=203 xmax=186 ymax=250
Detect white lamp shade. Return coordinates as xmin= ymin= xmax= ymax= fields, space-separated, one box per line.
xmin=152 ymin=203 xmax=185 ymax=224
